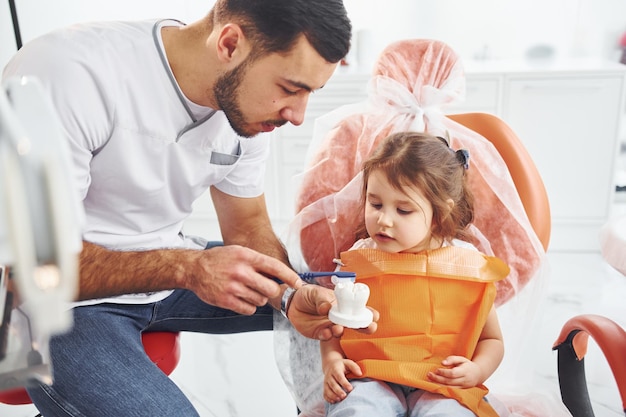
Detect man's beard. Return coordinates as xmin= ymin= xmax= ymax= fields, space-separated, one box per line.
xmin=214 ymin=59 xmax=256 ymax=138
xmin=214 ymin=59 xmax=287 ymax=138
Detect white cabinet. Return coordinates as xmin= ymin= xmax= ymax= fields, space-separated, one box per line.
xmin=503 ymin=73 xmax=625 ymax=250
xmin=267 ymin=60 xmax=626 ymax=252
xmin=445 ymin=75 xmax=502 ymax=115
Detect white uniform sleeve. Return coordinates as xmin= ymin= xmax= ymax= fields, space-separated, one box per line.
xmin=213 ymin=132 xmax=271 ymax=198
xmin=3 ymin=30 xmax=114 ymax=201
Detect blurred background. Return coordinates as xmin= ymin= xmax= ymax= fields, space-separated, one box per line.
xmin=2 ymin=0 xmax=626 ymax=67
xmin=1 ymin=1 xmax=626 ymax=416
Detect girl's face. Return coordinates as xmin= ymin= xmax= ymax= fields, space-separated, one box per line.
xmin=364 ymin=169 xmax=441 ymax=253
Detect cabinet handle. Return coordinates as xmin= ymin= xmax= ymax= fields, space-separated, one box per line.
xmin=521 ymin=83 xmax=605 ymax=93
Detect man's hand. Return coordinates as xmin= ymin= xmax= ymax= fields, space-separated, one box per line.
xmin=287 ymin=284 xmax=378 ymax=340
xmin=185 ymin=245 xmax=301 ymax=315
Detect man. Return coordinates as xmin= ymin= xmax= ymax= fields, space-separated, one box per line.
xmin=2 ymin=0 xmax=377 ymax=415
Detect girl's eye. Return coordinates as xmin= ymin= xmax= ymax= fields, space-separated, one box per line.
xmin=369 ymin=202 xmax=382 ymax=210
xmin=398 ymin=209 xmax=412 ymax=215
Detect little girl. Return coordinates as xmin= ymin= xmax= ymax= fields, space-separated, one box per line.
xmin=321 ymin=132 xmax=509 ymax=417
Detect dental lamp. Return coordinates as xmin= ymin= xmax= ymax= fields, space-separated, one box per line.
xmin=0 ymin=76 xmax=82 ymax=391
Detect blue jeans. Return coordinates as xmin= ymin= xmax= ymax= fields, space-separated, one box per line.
xmin=326 ymin=378 xmax=479 ymax=417
xmin=26 ymin=289 xmax=273 ymax=416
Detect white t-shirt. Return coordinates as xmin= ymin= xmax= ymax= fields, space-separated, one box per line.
xmin=3 ymin=19 xmax=272 ymax=305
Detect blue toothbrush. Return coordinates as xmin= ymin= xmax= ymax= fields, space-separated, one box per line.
xmin=298 ymin=271 xmax=356 ymax=287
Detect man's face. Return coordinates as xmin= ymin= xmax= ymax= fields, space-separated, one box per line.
xmin=214 ymin=35 xmax=338 ymax=138
xmin=213 ymin=57 xmax=261 ymax=138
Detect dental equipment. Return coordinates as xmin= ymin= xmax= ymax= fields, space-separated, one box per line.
xmin=0 ymin=76 xmax=82 ymax=391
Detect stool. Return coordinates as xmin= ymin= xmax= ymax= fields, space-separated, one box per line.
xmin=0 ymin=331 xmax=180 ymax=406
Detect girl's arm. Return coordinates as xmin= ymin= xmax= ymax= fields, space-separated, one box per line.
xmin=321 ymin=337 xmax=362 ymax=403
xmin=428 ymin=305 xmax=504 ymax=387
xmin=469 ymin=305 xmax=505 ymax=382
xmin=321 ymin=337 xmax=345 ymax=369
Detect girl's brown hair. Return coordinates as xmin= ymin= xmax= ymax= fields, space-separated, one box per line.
xmin=359 ymin=131 xmax=474 ymax=243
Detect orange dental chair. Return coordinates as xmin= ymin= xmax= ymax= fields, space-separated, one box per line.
xmin=284 ymin=38 xmax=624 ymax=416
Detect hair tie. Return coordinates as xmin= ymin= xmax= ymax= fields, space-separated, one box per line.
xmin=436 ymin=134 xmax=469 ymax=169
xmin=436 ymin=135 xmax=450 ymax=147
xmin=455 ymin=149 xmax=470 ymax=170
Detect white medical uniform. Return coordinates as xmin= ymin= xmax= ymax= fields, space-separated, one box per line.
xmin=2 ymin=19 xmax=272 ymax=305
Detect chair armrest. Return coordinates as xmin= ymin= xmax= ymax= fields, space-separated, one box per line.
xmin=552 ymin=314 xmax=626 ymax=417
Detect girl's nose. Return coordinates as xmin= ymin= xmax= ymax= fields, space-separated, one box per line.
xmin=377 ymin=211 xmax=393 ymax=227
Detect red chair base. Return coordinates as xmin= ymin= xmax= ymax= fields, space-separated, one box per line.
xmin=0 ymin=331 xmax=180 ymax=405
xmin=0 ymin=386 xmax=33 ymax=405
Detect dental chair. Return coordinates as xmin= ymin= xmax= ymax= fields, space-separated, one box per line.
xmin=280 ymin=37 xmax=626 ymax=417
xmin=290 ymin=41 xmax=545 ymax=308
xmin=275 ymin=39 xmax=626 ymax=417
xmin=276 ymin=38 xmax=565 ymax=416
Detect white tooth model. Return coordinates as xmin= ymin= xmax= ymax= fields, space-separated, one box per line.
xmin=328 ymin=279 xmax=374 ymax=328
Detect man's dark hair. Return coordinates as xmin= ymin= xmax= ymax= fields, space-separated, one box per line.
xmin=212 ymin=0 xmax=352 ymax=63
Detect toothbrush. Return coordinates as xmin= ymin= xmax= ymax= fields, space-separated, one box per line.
xmin=298 ymin=271 xmax=356 ymax=280
xmin=298 ymin=271 xmax=356 ymax=287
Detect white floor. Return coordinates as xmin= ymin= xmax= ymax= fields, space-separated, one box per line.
xmin=2 ymin=207 xmax=626 ymax=417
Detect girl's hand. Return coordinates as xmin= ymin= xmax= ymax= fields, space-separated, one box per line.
xmin=427 ymin=355 xmax=483 ymax=388
xmin=323 ymin=359 xmax=362 ymax=404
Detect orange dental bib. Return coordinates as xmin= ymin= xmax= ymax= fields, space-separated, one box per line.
xmin=339 ymin=246 xmax=509 ymax=417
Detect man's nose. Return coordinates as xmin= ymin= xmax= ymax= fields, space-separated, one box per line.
xmin=280 ymin=96 xmax=308 ymax=126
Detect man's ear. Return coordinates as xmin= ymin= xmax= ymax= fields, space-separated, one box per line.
xmin=216 ymin=23 xmax=248 ymax=63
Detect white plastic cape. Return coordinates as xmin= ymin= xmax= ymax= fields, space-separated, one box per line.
xmin=274 ymin=39 xmax=570 ymax=416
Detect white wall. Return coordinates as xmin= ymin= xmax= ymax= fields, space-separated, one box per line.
xmin=0 ymin=0 xmax=217 ymax=68
xmin=342 ymin=0 xmax=626 ymax=65
xmin=2 ymin=0 xmax=625 ymax=69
